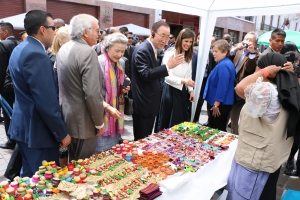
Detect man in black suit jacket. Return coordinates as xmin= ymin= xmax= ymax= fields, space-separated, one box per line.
xmin=124 ymin=32 xmax=135 ymax=79
xmin=0 ymin=22 xmax=19 ymax=149
xmin=131 ymin=21 xmax=184 ymax=140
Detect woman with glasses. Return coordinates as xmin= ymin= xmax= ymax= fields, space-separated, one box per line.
xmin=157 ymin=28 xmax=195 ymax=130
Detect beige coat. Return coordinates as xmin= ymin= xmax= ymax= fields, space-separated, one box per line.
xmin=235 ymin=106 xmax=293 ymax=173
xmin=56 ymin=38 xmax=104 ymax=139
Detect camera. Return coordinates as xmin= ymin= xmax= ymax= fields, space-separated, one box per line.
xmin=123 ymin=77 xmax=131 ymax=88
xmin=284 ymin=51 xmax=297 ymax=63
xmin=284 ymin=51 xmax=300 ymax=77
xmin=242 ymin=42 xmax=248 ymax=49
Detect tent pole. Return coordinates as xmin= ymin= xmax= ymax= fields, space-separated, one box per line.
xmin=191 ymin=12 xmax=217 ymax=122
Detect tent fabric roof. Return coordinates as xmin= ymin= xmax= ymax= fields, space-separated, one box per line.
xmin=102 ymin=0 xmax=300 ymax=16
xmin=0 ymin=13 xmax=25 ymax=30
xmin=3 ymin=1 xmax=300 ymax=116
xmin=116 ymin=23 xmax=150 ymax=35
xmin=102 ymin=0 xmax=300 ymax=118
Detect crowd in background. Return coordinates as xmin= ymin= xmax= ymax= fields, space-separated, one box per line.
xmin=1 ymin=9 xmax=300 ymax=200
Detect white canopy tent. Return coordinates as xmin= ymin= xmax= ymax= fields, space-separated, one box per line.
xmin=116 ymin=23 xmax=151 ymax=35
xmin=0 ymin=13 xmax=26 ymax=30
xmin=101 ymin=0 xmax=300 ymax=119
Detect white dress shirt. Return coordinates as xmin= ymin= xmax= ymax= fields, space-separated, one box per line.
xmin=162 ymin=48 xmax=193 ymax=92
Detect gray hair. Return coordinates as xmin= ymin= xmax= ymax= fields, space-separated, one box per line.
xmin=245 ymin=31 xmax=257 ymax=39
xmin=103 ymin=32 xmax=128 ymax=51
xmin=69 ymin=14 xmax=98 ymax=39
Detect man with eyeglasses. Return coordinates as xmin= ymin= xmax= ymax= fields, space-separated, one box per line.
xmin=165 ymin=33 xmax=175 ymax=50
xmin=124 ymin=31 xmax=135 ymax=78
xmin=8 ymin=10 xmax=71 ymax=177
xmin=131 ymin=20 xmax=184 ymax=140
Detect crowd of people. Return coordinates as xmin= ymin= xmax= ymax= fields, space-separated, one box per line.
xmin=0 ymin=9 xmax=300 ymax=200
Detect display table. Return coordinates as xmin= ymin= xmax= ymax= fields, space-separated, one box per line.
xmin=158 ymin=140 xmax=237 ymax=200
xmin=0 ymin=122 xmax=238 ymax=200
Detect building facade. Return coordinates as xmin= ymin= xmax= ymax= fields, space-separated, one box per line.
xmin=0 ymin=0 xmax=155 ymax=30
xmin=160 ymin=11 xmax=255 ymax=44
xmin=255 ymin=14 xmax=300 ymax=35
xmin=1 ymin=0 xmax=265 ymax=45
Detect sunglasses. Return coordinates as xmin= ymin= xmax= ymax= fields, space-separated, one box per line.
xmin=44 ymin=25 xmax=56 ymax=31
xmin=127 ymin=37 xmax=133 ymax=39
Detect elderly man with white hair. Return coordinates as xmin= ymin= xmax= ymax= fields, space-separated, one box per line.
xmin=56 ymin=14 xmax=104 ymax=160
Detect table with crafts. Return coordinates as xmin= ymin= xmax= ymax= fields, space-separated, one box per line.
xmin=0 ymin=122 xmax=237 ymax=200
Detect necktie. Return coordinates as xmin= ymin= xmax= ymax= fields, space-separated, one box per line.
xmin=235 ymin=51 xmax=249 ymax=73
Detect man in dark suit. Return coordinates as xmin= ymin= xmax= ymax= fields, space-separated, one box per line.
xmin=229 ymin=31 xmax=259 ymax=135
xmin=131 ymin=21 xmax=184 ymax=140
xmin=8 ymin=10 xmax=71 ymax=177
xmin=124 ymin=31 xmax=135 ymax=79
xmin=0 ymin=22 xmax=19 ymax=149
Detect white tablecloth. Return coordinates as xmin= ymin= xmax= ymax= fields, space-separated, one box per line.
xmin=157 ymin=139 xmax=238 ymax=200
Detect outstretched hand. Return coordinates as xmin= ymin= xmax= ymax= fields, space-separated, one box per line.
xmin=167 ymin=54 xmax=185 ymax=69
xmin=106 ymin=105 xmax=122 ymax=119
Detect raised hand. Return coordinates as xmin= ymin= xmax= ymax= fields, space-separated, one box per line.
xmin=167 ymin=54 xmax=185 ymax=69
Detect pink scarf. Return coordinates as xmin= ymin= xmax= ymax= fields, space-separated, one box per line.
xmin=103 ymin=53 xmax=125 ymax=136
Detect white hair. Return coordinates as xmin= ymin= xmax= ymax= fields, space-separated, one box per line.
xmin=245 ymin=31 xmax=257 ymax=40
xmin=103 ymin=32 xmax=128 ymax=51
xmin=69 ymin=14 xmax=98 ymax=39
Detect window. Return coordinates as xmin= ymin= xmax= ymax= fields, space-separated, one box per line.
xmin=213 ymin=27 xmax=223 ymax=40
xmin=228 ymin=30 xmax=239 ymax=44
xmin=245 ymin=16 xmax=254 ymax=22
xmin=260 ymin=16 xmax=265 ymax=30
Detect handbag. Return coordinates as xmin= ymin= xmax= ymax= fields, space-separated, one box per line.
xmin=124 ymin=95 xmax=133 ymax=115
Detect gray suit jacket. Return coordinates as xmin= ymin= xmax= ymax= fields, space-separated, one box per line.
xmin=56 ymin=38 xmax=104 ymax=139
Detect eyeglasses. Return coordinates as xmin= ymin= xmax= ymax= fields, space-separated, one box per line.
xmin=44 ymin=25 xmax=56 ymax=31
xmin=127 ymin=37 xmax=133 ymax=39
xmin=155 ymin=32 xmax=170 ymax=40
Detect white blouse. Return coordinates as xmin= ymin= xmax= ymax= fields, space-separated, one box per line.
xmin=244 ymin=78 xmax=281 ymax=123
xmin=162 ymin=48 xmax=193 ymax=92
